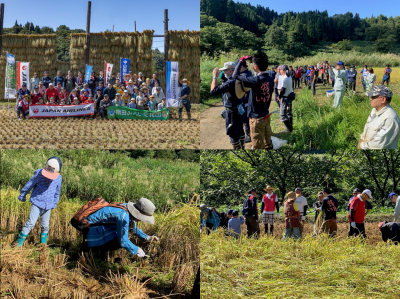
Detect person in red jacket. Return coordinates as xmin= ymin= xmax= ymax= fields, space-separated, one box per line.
xmin=17 ymin=95 xmax=30 ymax=120
xmin=294 ymin=66 xmax=301 ymax=89
xmin=260 ymin=185 xmax=279 ymax=236
xmin=348 ymin=189 xmax=373 ymax=238
xmin=80 ymin=89 xmax=89 ymax=103
xmin=31 ymin=86 xmax=42 ymax=105
xmin=45 ymin=83 xmax=59 ymax=103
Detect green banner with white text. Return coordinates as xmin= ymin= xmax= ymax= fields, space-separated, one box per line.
xmin=107 ymin=106 xmax=170 ymax=120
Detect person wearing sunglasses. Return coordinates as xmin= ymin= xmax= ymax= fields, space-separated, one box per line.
xmin=359 ymin=85 xmax=400 ymax=149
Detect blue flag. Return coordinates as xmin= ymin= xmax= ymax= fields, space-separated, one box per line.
xmin=121 ymin=58 xmax=130 ymax=80
xmin=85 ymin=65 xmax=93 ymax=84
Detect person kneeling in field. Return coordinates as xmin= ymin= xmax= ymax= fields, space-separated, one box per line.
xmin=359 ymin=85 xmax=400 ymax=149
xmin=200 ymin=204 xmax=220 ymax=235
xmin=17 ymin=94 xmax=30 ymax=120
xmin=228 ymin=210 xmax=244 ymax=239
xmin=282 ymin=191 xmax=301 ymax=240
xmin=318 ymin=188 xmax=338 ymax=237
xmin=15 ymin=157 xmax=63 ymax=247
xmin=75 ymin=198 xmax=159 ymax=258
xmin=378 ymin=221 xmax=400 ymax=244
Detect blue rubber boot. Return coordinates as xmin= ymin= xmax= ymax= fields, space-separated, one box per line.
xmin=16 ymin=233 xmax=28 ymax=247
xmin=40 ymin=233 xmax=48 ymax=244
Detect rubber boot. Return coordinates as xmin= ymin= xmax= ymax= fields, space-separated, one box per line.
xmin=283 ymin=120 xmax=292 ymax=133
xmin=16 ymin=233 xmax=28 ymax=247
xmin=40 ymin=233 xmax=48 ymax=244
xmin=264 ymin=224 xmax=268 ymax=236
xmin=240 ymin=138 xmax=245 ymax=149
xmin=244 ymin=130 xmax=251 ymax=143
xmin=270 ymin=225 xmax=274 ymax=236
xmin=178 ymin=113 xmax=182 ymax=121
xmin=187 ymin=112 xmax=191 ymax=121
xmin=232 ymin=143 xmax=241 ymax=149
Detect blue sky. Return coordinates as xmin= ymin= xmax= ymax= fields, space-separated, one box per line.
xmin=1 ymin=0 xmax=200 ymax=52
xmin=237 ymin=0 xmax=400 ymax=19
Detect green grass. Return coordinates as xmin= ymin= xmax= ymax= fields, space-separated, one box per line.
xmin=201 ymin=231 xmax=400 ymax=299
xmin=0 ymin=150 xmax=199 ymax=211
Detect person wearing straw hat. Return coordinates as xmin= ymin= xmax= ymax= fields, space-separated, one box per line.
xmin=231 ymin=54 xmax=275 ymax=149
xmin=16 ymin=94 xmax=31 ymax=120
xmin=210 ymin=61 xmax=245 ymax=149
xmin=84 ymin=198 xmax=159 ymax=257
xmin=318 ymin=188 xmax=338 ymax=237
xmin=15 ymin=157 xmax=63 ymax=247
xmin=282 ymin=191 xmax=301 ymax=240
xmin=330 ymin=61 xmax=347 ymax=108
xmin=359 ymin=85 xmax=400 ymax=149
xmin=178 ymin=78 xmax=192 ymax=121
xmin=200 ymin=204 xmax=220 ymax=234
xmin=260 ymin=185 xmax=280 ymax=236
xmin=348 ymin=189 xmax=373 ymax=239
xmin=126 ymin=79 xmax=136 ymax=95
xmin=388 ymin=192 xmax=400 ymax=222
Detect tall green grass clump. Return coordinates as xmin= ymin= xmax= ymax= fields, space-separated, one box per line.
xmin=0 ymin=150 xmax=199 ymax=211
xmin=201 ymin=230 xmax=400 ymax=299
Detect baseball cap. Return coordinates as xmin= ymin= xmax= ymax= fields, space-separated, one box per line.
xmin=162 ymin=97 xmax=166 ymax=100
xmin=116 ymin=93 xmax=121 ymax=96
xmin=336 ymin=61 xmax=344 ymax=66
xmin=365 ymin=85 xmax=393 ymax=98
xmin=388 ymin=192 xmax=397 ymax=200
xmin=353 ymin=188 xmax=361 ymax=193
xmin=39 ymin=81 xmax=43 ymax=84
xmin=156 ymin=86 xmax=161 ymax=90
xmin=232 ymin=210 xmax=239 ymax=217
xmin=34 ymin=86 xmax=39 ymax=89
xmin=350 ymin=65 xmax=355 ymax=68
xmin=362 ymin=189 xmax=373 ymax=199
xmin=124 ymin=89 xmax=129 ymax=93
xmin=227 ymin=209 xmax=233 ymax=215
xmin=220 ymin=61 xmax=236 ymax=71
xmin=200 ymin=204 xmax=207 ymax=210
xmin=22 ymin=83 xmax=27 ymax=87
xmin=44 ymin=71 xmax=49 ymax=74
xmin=295 ymin=187 xmax=302 ymax=192
xmin=104 ymin=94 xmax=109 ymax=97
xmin=41 ymin=156 xmax=62 ymax=180
xmin=49 ymin=83 xmax=53 ymax=86
xmin=82 ymin=89 xmax=88 ymax=92
xmin=89 ymin=95 xmax=93 ymax=98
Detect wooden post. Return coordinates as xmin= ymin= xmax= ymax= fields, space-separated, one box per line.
xmin=85 ymin=1 xmax=91 ymax=66
xmin=0 ymin=3 xmax=4 ymax=55
xmin=164 ymin=9 xmax=169 ymax=72
xmin=28 ymin=23 xmax=31 ymax=35
xmin=134 ymin=21 xmax=136 ymax=32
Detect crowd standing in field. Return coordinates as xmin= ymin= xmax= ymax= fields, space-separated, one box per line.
xmin=16 ymin=70 xmax=192 ymax=121
xmin=209 ymin=53 xmax=398 ymax=149
xmin=200 ymin=184 xmax=400 ymax=243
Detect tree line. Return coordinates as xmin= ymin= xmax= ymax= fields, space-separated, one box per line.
xmin=200 ymin=150 xmax=400 ymax=209
xmin=3 ymin=21 xmax=165 ymax=72
xmin=200 ymin=0 xmax=400 ymax=57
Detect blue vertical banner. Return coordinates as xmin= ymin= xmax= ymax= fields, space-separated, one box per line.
xmin=121 ymin=58 xmax=130 ymax=80
xmin=85 ymin=65 xmax=93 ymax=84
xmin=166 ymin=61 xmax=179 ymax=107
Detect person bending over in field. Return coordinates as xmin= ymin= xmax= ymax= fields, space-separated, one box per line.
xmin=388 ymin=192 xmax=400 ymax=222
xmin=348 ymin=189 xmax=373 ymax=239
xmin=312 ymin=191 xmax=324 ymax=236
xmin=200 ymin=204 xmax=220 ymax=235
xmin=378 ymin=221 xmax=400 ymax=244
xmin=15 ymin=157 xmax=63 ymax=247
xmin=359 ymin=86 xmax=400 ymax=149
xmin=282 ymin=191 xmax=301 ymax=240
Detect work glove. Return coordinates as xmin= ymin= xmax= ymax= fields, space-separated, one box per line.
xmin=146 ymin=236 xmax=160 ymax=242
xmin=301 ymin=216 xmax=306 ymax=221
xmin=137 ymin=248 xmax=146 ymax=258
xmin=240 ymin=56 xmax=252 ymax=62
xmin=351 ymin=222 xmax=356 ymax=228
xmin=200 ymin=228 xmax=202 ymax=234
xmin=18 ymin=196 xmax=26 ymax=202
xmin=276 ymin=213 xmax=280 ymax=218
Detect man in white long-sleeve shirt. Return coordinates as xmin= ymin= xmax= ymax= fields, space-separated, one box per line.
xmin=295 ymin=187 xmax=308 ymax=235
xmin=359 ymin=85 xmax=400 ymax=149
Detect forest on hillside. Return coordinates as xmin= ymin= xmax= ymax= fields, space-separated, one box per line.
xmin=200 ymin=0 xmax=400 ymax=58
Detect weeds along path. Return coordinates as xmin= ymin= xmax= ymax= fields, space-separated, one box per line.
xmin=0 ymin=108 xmax=200 ymax=149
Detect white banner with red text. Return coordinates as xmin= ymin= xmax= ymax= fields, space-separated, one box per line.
xmin=105 ymin=62 xmax=113 ymax=85
xmin=17 ymin=62 xmax=29 ymax=91
xmin=29 ymin=103 xmax=95 ymax=118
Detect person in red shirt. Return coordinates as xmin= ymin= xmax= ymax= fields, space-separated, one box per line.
xmin=260 ymin=185 xmax=279 ymax=236
xmin=31 ymin=86 xmax=42 ymax=105
xmin=348 ymin=189 xmax=373 ymax=239
xmin=80 ymin=89 xmax=89 ymax=103
xmin=84 ymin=95 xmax=97 ymax=118
xmin=58 ymin=87 xmax=68 ymax=103
xmin=17 ymin=95 xmax=30 ymax=120
xmin=45 ymin=83 xmax=59 ymax=103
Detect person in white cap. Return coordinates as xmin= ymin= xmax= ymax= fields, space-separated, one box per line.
xmin=84 ymin=198 xmax=159 ymax=257
xmin=348 ymin=189 xmax=373 ymax=238
xmin=16 ymin=157 xmax=63 ymax=247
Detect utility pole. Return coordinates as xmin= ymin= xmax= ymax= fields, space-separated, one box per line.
xmin=134 ymin=21 xmax=136 ymax=32
xmin=164 ymin=9 xmax=169 ymax=72
xmin=28 ymin=23 xmax=31 ymax=35
xmin=0 ymin=3 xmax=4 ymax=55
xmin=85 ymin=1 xmax=91 ymax=66
xmin=112 ymin=25 xmax=114 ymax=32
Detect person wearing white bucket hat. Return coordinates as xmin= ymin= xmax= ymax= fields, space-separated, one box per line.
xmin=84 ymin=198 xmax=159 ymax=257
xmin=16 ymin=157 xmax=63 ymax=247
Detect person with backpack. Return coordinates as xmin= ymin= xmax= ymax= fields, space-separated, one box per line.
xmin=15 ymin=157 xmax=63 ymax=247
xmin=242 ymin=188 xmax=259 ymax=238
xmin=72 ymin=198 xmax=159 ymax=257
xmin=382 ymin=65 xmax=392 ymax=86
xmin=282 ymin=191 xmax=301 ymax=240
xmin=200 ymin=204 xmax=220 ymax=234
xmin=318 ymin=188 xmax=338 ymax=237
xmin=348 ymin=189 xmax=373 ymax=238
xmin=260 ymin=185 xmax=279 ymax=236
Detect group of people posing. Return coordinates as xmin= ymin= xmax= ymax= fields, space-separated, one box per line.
xmin=200 ymin=185 xmax=400 ymax=243
xmin=16 ymin=69 xmax=192 ymax=121
xmin=210 ymin=54 xmax=398 ymax=149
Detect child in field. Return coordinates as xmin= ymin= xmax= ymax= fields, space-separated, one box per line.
xmin=48 ymin=97 xmax=57 ymax=105
xmin=228 ymin=210 xmax=244 ymax=239
xmin=16 ymin=157 xmax=63 ymax=247
xmin=73 ymin=97 xmax=80 ymax=105
xmin=128 ymin=98 xmax=137 ymax=109
xmin=60 ymin=99 xmax=66 ymax=106
xmin=148 ymin=95 xmax=155 ymax=111
xmin=143 ymin=95 xmax=149 ymax=110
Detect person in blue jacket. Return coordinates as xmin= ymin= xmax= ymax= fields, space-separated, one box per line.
xmin=53 ymin=70 xmax=64 ymax=87
xmin=16 ymin=157 xmax=63 ymax=247
xmin=85 ymin=198 xmax=159 ymax=257
xmin=348 ymin=65 xmax=357 ymax=92
xmin=41 ymin=71 xmax=52 ymax=89
xmin=178 ymin=78 xmax=192 ymax=121
xmin=200 ymin=204 xmax=220 ymax=234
